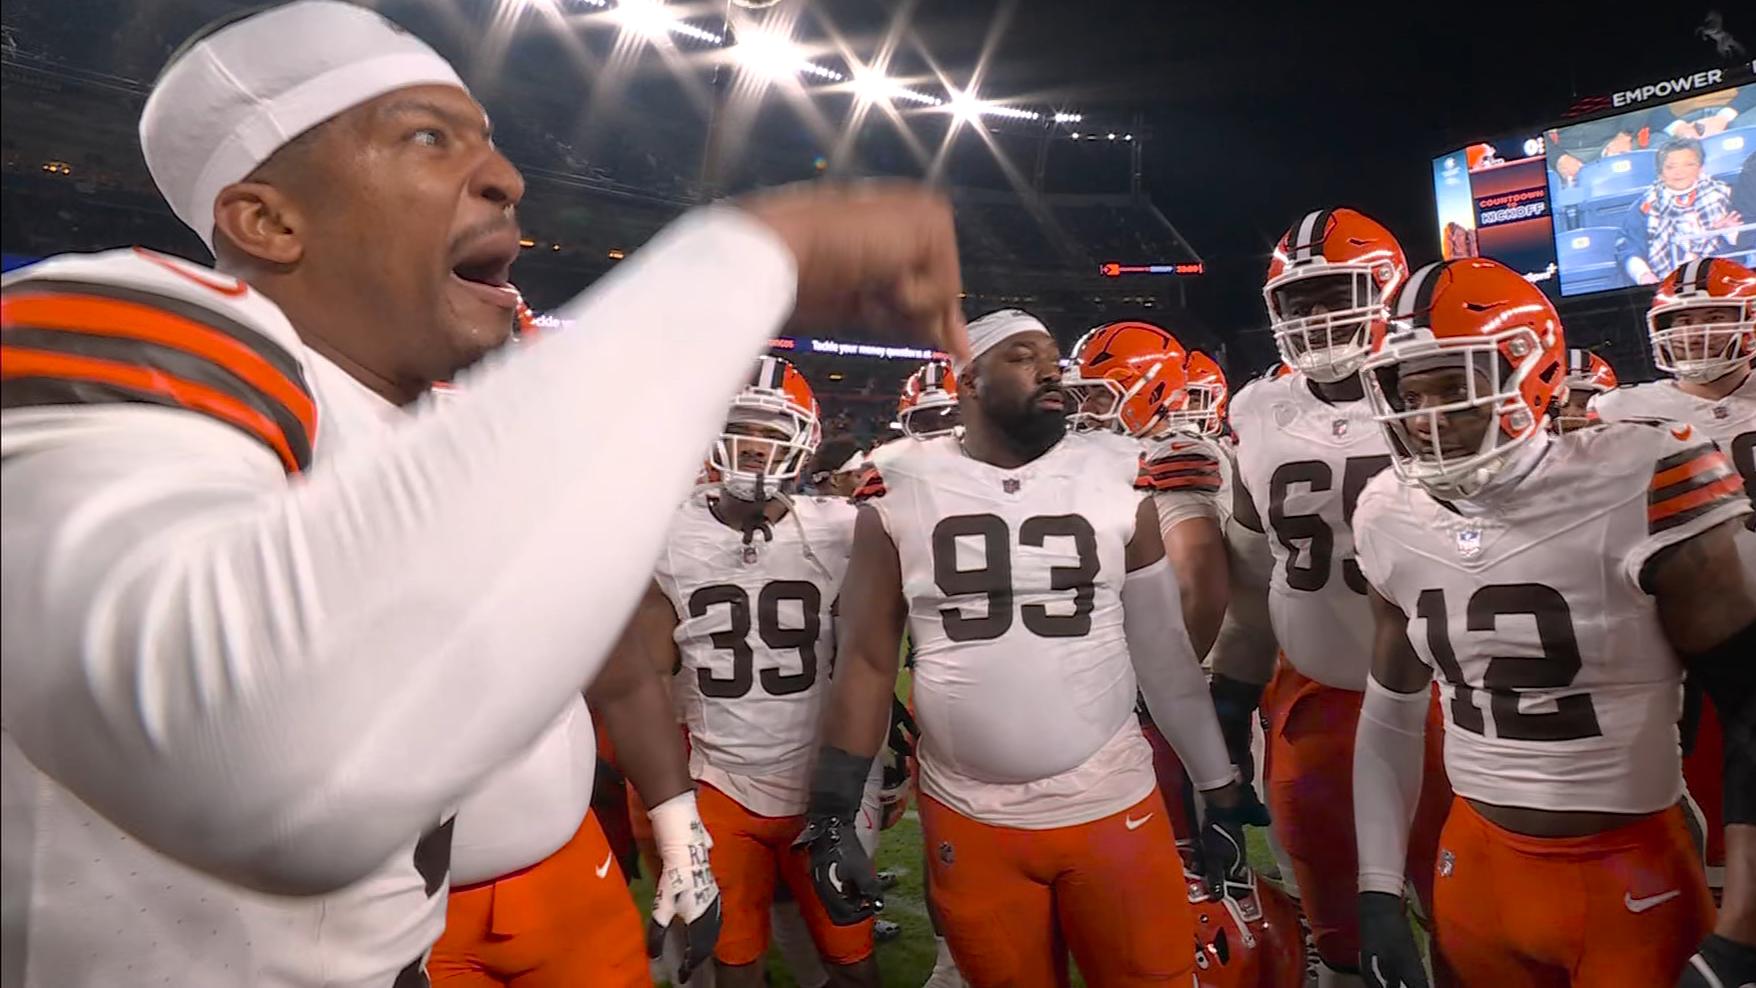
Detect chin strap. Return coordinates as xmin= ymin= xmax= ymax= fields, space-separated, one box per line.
xmin=740 ymin=474 xmax=775 ymax=546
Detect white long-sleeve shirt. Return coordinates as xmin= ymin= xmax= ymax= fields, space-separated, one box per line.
xmin=0 ymin=206 xmax=795 ymax=987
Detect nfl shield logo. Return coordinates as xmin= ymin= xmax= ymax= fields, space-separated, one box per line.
xmin=1713 ymin=404 xmax=1730 ymax=420
xmin=938 ymin=841 xmax=955 ymax=866
xmin=1002 ymin=477 xmax=1022 ymax=494
xmin=1332 ymin=418 xmax=1349 ymax=438
xmin=1439 ymin=849 xmax=1455 ymax=877
xmin=1455 ymin=528 xmax=1482 ymax=560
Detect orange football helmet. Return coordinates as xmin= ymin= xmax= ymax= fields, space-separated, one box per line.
xmin=1363 ymin=258 xmax=1565 ymax=498
xmin=1646 ymin=256 xmax=1756 ymax=383
xmin=710 ymin=356 xmax=821 ymax=499
xmin=1563 ymin=348 xmax=1618 ymax=396
xmin=1264 ymin=208 xmax=1409 ymax=383
xmin=1179 ymin=843 xmax=1306 ymax=988
xmin=1166 ymin=350 xmax=1229 ymax=437
xmin=898 ymin=360 xmax=960 ymax=438
xmin=1063 ymin=321 xmax=1189 ymax=437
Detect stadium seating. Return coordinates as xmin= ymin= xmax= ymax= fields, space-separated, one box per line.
xmin=1578 ymin=149 xmax=1655 ymax=228
xmin=1702 ymin=126 xmax=1755 ymax=182
xmin=1554 ymin=226 xmax=1624 ymax=294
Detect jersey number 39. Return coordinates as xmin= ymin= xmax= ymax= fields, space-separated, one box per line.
xmin=687 ymin=581 xmax=822 ymax=699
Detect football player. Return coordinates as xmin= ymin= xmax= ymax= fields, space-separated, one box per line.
xmin=0 ymin=3 xmax=968 ymax=983
xmin=798 ymin=309 xmax=1263 ymax=987
xmin=1592 ymin=256 xmax=1755 ymax=897
xmin=1553 ymin=348 xmax=1619 ymax=433
xmin=899 ymin=359 xmax=962 ymax=439
xmin=1593 ymin=257 xmax=1754 ymax=491
xmin=1213 ymin=208 xmax=1453 ymax=988
xmin=428 ymin=344 xmax=719 ymax=988
xmin=1350 ymin=257 xmax=1755 ymax=988
xmin=622 ymin=356 xmax=880 ymax=988
xmin=1063 ymin=321 xmax=1230 ymax=654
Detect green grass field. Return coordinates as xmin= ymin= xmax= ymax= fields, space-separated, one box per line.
xmin=637 ymin=665 xmax=1288 ymax=987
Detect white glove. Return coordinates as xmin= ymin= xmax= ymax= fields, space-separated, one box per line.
xmin=647 ymin=792 xmax=722 ymax=981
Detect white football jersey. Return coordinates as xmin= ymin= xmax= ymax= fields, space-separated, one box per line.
xmin=1354 ymin=425 xmax=1752 ymax=814
xmin=1 ymin=250 xmax=447 ymax=987
xmin=655 ymin=491 xmax=856 ymax=817
xmin=1592 ymin=374 xmax=1755 ymax=499
xmin=1230 ymin=371 xmax=1393 ymax=689
xmin=867 ymin=431 xmax=1152 ymax=824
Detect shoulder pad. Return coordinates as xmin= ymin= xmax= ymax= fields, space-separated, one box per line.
xmin=852 ymin=466 xmax=887 ymax=502
xmin=2 ymin=249 xmax=315 ymax=473
xmin=1135 ymin=439 xmax=1221 ymax=494
xmin=1645 ymin=433 xmax=1744 ymax=536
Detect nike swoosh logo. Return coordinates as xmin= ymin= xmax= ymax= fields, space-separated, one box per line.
xmin=1124 ymin=813 xmax=1153 ymax=831
xmin=1670 ymin=425 xmax=1694 ymax=441
xmin=828 ymin=862 xmax=844 ymax=894
xmin=1624 ymin=889 xmax=1681 ymax=913
xmin=595 ymin=852 xmax=613 ymax=880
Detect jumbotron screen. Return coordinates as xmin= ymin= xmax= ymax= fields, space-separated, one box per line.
xmin=1431 ymin=132 xmax=1560 ymax=298
xmin=1544 ymin=81 xmax=1756 ymax=296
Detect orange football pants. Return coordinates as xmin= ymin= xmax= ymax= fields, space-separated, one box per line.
xmin=920 ymin=789 xmax=1194 ymax=988
xmin=1431 ymin=798 xmax=1713 ymax=988
xmin=696 ymin=781 xmax=875 ymax=966
xmin=427 ymin=811 xmax=647 ymax=988
xmin=1262 ymin=662 xmax=1453 ymax=972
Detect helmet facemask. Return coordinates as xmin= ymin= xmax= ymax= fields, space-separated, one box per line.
xmin=1165 ymin=379 xmax=1225 ymax=436
xmin=1266 ymin=265 xmax=1391 ymax=383
xmin=899 ymin=391 xmax=960 ymax=439
xmin=1063 ymin=366 xmax=1180 ymax=438
xmin=710 ymin=394 xmax=820 ymax=501
xmin=1364 ymin=324 xmax=1551 ymax=500
xmin=1647 ymin=301 xmax=1754 ymax=383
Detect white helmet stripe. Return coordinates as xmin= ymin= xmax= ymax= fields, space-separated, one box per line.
xmin=1678 ymin=257 xmax=1710 ymax=297
xmin=1293 ymin=209 xmax=1326 ymax=262
xmin=1393 ymin=261 xmax=1445 ymax=322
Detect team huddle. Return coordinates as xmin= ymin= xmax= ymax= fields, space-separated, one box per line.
xmin=654 ymin=210 xmax=1755 ymax=988
xmin=0 ymin=3 xmax=1753 ymax=988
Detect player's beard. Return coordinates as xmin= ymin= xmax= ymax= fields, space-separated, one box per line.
xmin=986 ymin=384 xmax=1069 ymax=459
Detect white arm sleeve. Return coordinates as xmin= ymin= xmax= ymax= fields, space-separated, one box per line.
xmin=1353 ymin=676 xmax=1429 ymax=896
xmin=0 ymin=207 xmax=795 ymax=895
xmin=1122 ymin=557 xmax=1234 ymax=790
xmin=1207 ymin=516 xmax=1278 ymax=685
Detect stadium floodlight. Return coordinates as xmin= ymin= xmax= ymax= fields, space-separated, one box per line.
xmin=850 ymin=69 xmax=944 ymax=107
xmin=947 ymin=88 xmax=1041 ymax=123
xmin=1107 ymin=132 xmax=1117 ymax=140
xmin=1068 ymin=131 xmax=1080 ymax=139
xmin=611 ymin=0 xmax=720 ymax=44
xmin=1124 ymin=133 xmax=1133 ymax=141
xmin=733 ymin=29 xmax=844 ymax=81
xmin=613 ymin=0 xmax=675 ymax=39
xmin=947 ymin=88 xmax=984 ymax=125
xmin=1053 ymin=112 xmax=1083 ymax=124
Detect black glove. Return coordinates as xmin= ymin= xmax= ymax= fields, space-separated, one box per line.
xmin=1210 ymin=674 xmax=1264 ymax=788
xmin=1359 ymin=891 xmax=1429 ymax=988
xmin=794 ymin=746 xmax=883 ymax=925
xmin=1677 ymin=933 xmax=1756 ymax=988
xmin=1198 ymin=786 xmax=1272 ymax=899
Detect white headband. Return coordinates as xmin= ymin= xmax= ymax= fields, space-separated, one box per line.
xmin=141 ymin=0 xmax=467 ymax=252
xmin=955 ymin=309 xmax=1053 ymax=373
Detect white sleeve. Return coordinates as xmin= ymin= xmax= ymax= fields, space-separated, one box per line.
xmin=0 ymin=207 xmax=796 ymax=896
xmin=1353 ymin=676 xmax=1429 ymax=896
xmin=1207 ymin=517 xmax=1278 ymax=685
xmin=1122 ymin=558 xmax=1234 ymax=790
